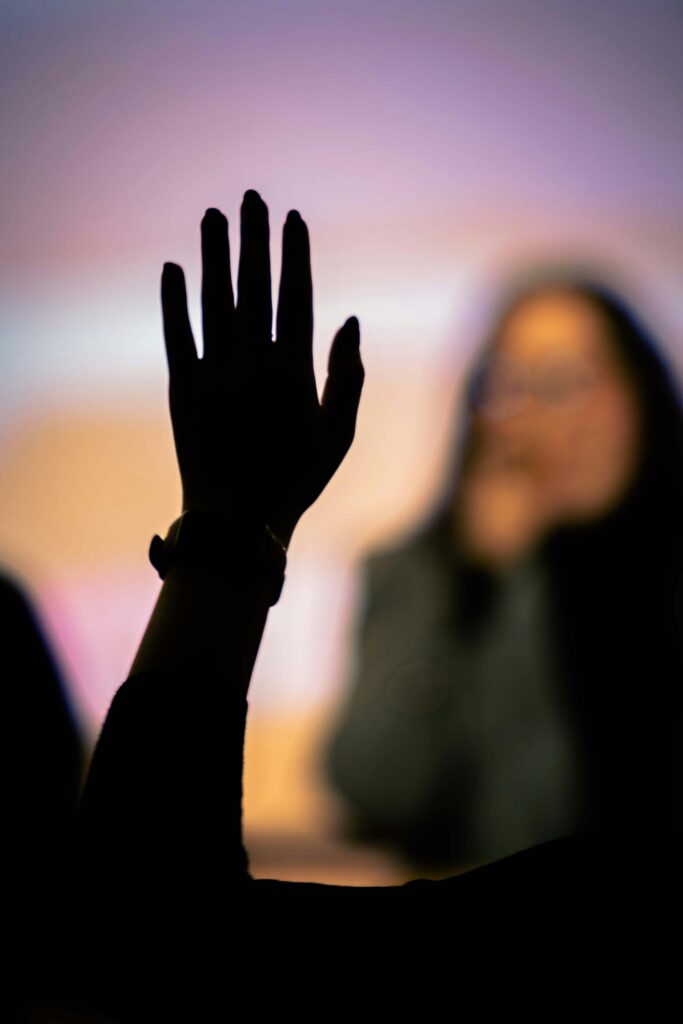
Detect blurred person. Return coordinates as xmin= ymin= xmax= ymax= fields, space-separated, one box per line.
xmin=325 ymin=274 xmax=683 ymax=869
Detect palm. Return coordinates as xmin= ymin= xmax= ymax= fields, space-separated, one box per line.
xmin=161 ymin=191 xmax=364 ymax=545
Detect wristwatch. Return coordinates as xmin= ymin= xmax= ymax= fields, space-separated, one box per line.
xmin=148 ymin=509 xmax=287 ymax=605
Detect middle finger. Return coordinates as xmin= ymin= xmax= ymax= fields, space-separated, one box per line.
xmin=201 ymin=207 xmax=235 ymax=360
xmin=236 ymin=190 xmax=272 ymax=345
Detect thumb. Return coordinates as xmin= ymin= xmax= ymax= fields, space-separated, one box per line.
xmin=320 ymin=317 xmax=365 ymax=457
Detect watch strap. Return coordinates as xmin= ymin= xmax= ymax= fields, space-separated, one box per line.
xmin=149 ymin=510 xmax=287 ymax=605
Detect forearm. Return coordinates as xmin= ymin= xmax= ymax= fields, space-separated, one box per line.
xmin=130 ymin=514 xmax=283 ymax=691
xmin=69 ymin=659 xmax=251 ymax=1017
xmin=78 ymin=520 xmax=284 ymax=901
xmin=129 ymin=561 xmax=272 ymax=692
xmin=78 ymin=664 xmax=251 ymax=874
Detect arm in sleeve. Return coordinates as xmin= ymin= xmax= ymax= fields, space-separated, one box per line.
xmin=325 ymin=546 xmax=453 ymax=836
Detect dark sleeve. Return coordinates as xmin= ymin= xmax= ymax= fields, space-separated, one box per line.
xmin=75 ymin=668 xmax=251 ymax=935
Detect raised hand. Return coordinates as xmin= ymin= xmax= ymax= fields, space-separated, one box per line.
xmin=161 ymin=190 xmax=364 ymax=546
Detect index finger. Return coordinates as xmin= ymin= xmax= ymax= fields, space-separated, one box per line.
xmin=161 ymin=262 xmax=198 ymax=378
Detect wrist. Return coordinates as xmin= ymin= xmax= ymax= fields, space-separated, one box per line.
xmin=181 ymin=492 xmax=295 ymax=550
xmin=149 ymin=509 xmax=287 ymax=605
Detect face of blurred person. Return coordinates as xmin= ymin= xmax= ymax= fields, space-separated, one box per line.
xmin=456 ymin=289 xmax=642 ymax=568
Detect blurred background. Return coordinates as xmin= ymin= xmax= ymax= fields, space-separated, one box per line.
xmin=2 ymin=0 xmax=682 ymax=884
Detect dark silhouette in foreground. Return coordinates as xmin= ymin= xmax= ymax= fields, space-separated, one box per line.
xmin=18 ymin=193 xmax=681 ymax=1020
xmin=1 ymin=573 xmax=84 ymax=1020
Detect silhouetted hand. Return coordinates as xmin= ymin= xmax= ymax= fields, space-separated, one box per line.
xmin=161 ymin=190 xmax=364 ymax=546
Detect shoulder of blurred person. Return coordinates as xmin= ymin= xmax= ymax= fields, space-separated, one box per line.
xmin=325 ymin=526 xmax=468 ymax=840
xmin=358 ymin=526 xmax=457 ymax=637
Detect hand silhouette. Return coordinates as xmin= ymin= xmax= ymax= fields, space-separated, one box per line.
xmin=161 ymin=190 xmax=364 ymax=546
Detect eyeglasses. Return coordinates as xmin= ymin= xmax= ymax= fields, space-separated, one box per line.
xmin=467 ymin=355 xmax=600 ymax=418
